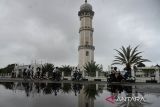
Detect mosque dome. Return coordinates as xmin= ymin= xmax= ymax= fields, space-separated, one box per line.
xmin=78 ymin=0 xmax=94 ymax=16
xmin=80 ymin=2 xmax=92 ymax=11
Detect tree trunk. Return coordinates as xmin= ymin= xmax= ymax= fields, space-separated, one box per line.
xmin=126 ymin=64 xmax=131 ymax=77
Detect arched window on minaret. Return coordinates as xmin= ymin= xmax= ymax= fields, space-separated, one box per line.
xmin=85 ymin=41 xmax=89 ymax=45
xmin=86 ymin=51 xmax=89 ymax=56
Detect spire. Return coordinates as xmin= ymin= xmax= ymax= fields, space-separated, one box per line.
xmin=85 ymin=0 xmax=87 ymax=3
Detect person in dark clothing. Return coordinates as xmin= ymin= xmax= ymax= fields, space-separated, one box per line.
xmin=37 ymin=71 xmax=40 ymax=79
xmin=52 ymin=67 xmax=61 ymax=81
xmin=109 ymin=72 xmax=116 ymax=82
xmin=36 ymin=67 xmax=41 ymax=79
xmin=30 ymin=67 xmax=34 ymax=79
xmin=108 ymin=67 xmax=124 ymax=82
xmin=72 ymin=68 xmax=82 ymax=81
xmin=11 ymin=72 xmax=15 ymax=78
xmin=124 ymin=71 xmax=129 ymax=80
xmin=114 ymin=67 xmax=117 ymax=72
xmin=117 ymin=72 xmax=125 ymax=82
xmin=27 ymin=71 xmax=31 ymax=79
xmin=23 ymin=69 xmax=27 ymax=80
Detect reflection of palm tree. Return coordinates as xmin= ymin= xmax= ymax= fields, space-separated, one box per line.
xmin=84 ymin=84 xmax=99 ymax=99
xmin=62 ymin=83 xmax=72 ymax=93
xmin=43 ymin=83 xmax=61 ymax=96
xmin=78 ymin=84 xmax=102 ymax=107
xmin=0 ymin=82 xmax=14 ymax=89
xmin=43 ymin=83 xmax=53 ymax=94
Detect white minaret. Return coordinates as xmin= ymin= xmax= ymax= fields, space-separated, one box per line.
xmin=78 ymin=1 xmax=95 ymax=107
xmin=78 ymin=0 xmax=95 ymax=77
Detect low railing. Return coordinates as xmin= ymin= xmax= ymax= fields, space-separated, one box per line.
xmin=0 ymin=73 xmax=12 ymax=78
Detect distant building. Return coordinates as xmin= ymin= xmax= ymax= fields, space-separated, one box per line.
xmin=13 ymin=63 xmax=42 ymax=77
xmin=135 ymin=66 xmax=160 ymax=83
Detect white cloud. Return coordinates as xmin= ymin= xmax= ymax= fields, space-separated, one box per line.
xmin=0 ymin=0 xmax=160 ymax=69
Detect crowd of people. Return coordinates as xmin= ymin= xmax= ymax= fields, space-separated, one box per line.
xmin=108 ymin=67 xmax=127 ymax=82
xmin=22 ymin=66 xmax=62 ymax=81
xmin=72 ymin=67 xmax=82 ymax=81
xmin=12 ymin=66 xmax=83 ymax=81
xmin=12 ymin=65 xmax=133 ymax=82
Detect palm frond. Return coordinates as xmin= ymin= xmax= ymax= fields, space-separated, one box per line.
xmin=83 ymin=62 xmax=102 ymax=77
xmin=113 ymin=45 xmax=150 ymax=68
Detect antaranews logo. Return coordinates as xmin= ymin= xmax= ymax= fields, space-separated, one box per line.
xmin=106 ymin=95 xmax=145 ymax=104
xmin=106 ymin=96 xmax=115 ymax=104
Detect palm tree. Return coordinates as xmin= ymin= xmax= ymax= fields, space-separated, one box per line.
xmin=0 ymin=64 xmax=16 ymax=74
xmin=59 ymin=65 xmax=72 ymax=76
xmin=112 ymin=45 xmax=150 ymax=76
xmin=137 ymin=62 xmax=146 ymax=67
xmin=42 ymin=63 xmax=54 ymax=77
xmin=83 ymin=62 xmax=102 ymax=77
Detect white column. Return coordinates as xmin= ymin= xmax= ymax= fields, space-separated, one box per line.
xmin=62 ymin=71 xmax=64 ymax=80
xmin=96 ymin=71 xmax=98 ymax=79
xmin=61 ymin=83 xmax=64 ymax=88
xmin=82 ymin=71 xmax=85 ymax=78
xmin=71 ymin=70 xmax=73 ymax=76
xmin=33 ymin=64 xmax=37 ymax=75
xmin=71 ymin=70 xmax=74 ymax=80
xmin=155 ymin=68 xmax=159 ymax=83
xmin=132 ymin=85 xmax=136 ymax=96
xmin=96 ymin=84 xmax=98 ymax=90
xmin=131 ymin=69 xmax=135 ymax=77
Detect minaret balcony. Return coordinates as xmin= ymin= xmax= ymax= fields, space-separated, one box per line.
xmin=79 ymin=26 xmax=94 ymax=33
xmin=78 ymin=45 xmax=95 ymax=51
xmin=78 ymin=10 xmax=94 ymax=17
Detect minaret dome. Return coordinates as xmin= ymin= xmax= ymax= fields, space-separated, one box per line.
xmin=78 ymin=0 xmax=94 ymax=17
xmin=80 ymin=2 xmax=92 ymax=11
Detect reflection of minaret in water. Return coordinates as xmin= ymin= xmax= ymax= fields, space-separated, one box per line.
xmin=78 ymin=86 xmax=94 ymax=107
xmin=78 ymin=0 xmax=95 ymax=106
xmin=78 ymin=0 xmax=95 ymax=77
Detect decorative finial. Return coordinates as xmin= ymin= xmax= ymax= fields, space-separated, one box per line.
xmin=85 ymin=0 xmax=87 ymax=3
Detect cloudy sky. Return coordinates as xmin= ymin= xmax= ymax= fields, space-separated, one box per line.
xmin=0 ymin=0 xmax=160 ymax=69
